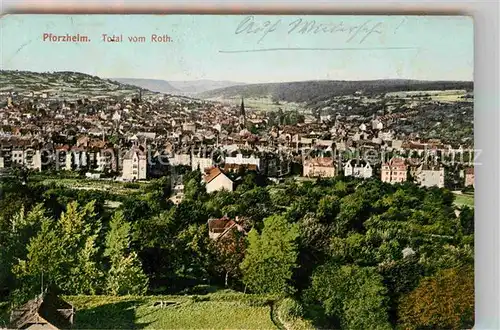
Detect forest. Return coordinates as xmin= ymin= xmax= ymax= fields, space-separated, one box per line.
xmin=198 ymin=79 xmax=473 ymax=103
xmin=0 ymin=170 xmax=474 ymax=329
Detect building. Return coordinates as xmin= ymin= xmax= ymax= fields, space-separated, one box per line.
xmin=24 ymin=149 xmax=42 ymax=172
xmin=415 ymin=164 xmax=445 ymax=188
xmin=239 ymin=98 xmax=246 ymax=129
xmin=204 ymin=167 xmax=234 ymax=193
xmin=169 ymin=153 xmax=191 ymax=167
xmin=207 ymin=216 xmax=246 ymax=241
xmin=169 ymin=184 xmax=184 ymax=205
xmin=9 ymin=291 xmax=75 ymax=330
xmin=192 ymin=156 xmax=213 ymax=172
xmin=96 ymin=148 xmax=116 ymax=173
xmin=303 ymin=157 xmax=336 ymax=178
xmin=465 ymin=167 xmax=475 ymax=188
xmin=344 ymin=160 xmax=373 ymax=179
xmin=381 ymin=157 xmax=407 ymax=184
xmin=11 ymin=149 xmax=24 ymax=166
xmin=372 ymin=119 xmax=384 ymax=130
xmin=182 ymin=122 xmax=196 ymax=132
xmin=224 ymin=153 xmax=261 ymax=171
xmin=122 ymin=147 xmax=147 ymax=180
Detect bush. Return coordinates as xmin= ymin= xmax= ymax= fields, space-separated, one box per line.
xmin=179 ymin=285 xmax=218 ymax=295
xmin=397 ymin=265 xmax=474 ymax=330
xmin=123 ymin=183 xmax=140 ymax=189
xmin=276 ymin=298 xmax=315 ymax=330
xmin=278 ymin=298 xmax=304 ymax=319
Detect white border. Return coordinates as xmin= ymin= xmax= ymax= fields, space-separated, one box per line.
xmin=0 ymin=1 xmax=498 ymax=328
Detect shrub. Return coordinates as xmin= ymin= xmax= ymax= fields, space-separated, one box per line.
xmin=276 ymin=298 xmax=315 ymax=330
xmin=278 ymin=298 xmax=304 ymax=319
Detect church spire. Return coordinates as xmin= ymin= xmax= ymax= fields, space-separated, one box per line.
xmin=240 ymin=98 xmax=245 ymax=117
xmin=239 ymin=97 xmax=246 ymax=127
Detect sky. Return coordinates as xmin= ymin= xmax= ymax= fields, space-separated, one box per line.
xmin=0 ymin=15 xmax=473 ymax=83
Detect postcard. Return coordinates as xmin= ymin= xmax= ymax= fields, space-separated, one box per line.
xmin=0 ymin=14 xmax=473 ymax=330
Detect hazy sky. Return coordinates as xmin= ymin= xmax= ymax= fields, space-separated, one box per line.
xmin=0 ymin=15 xmax=473 ymax=82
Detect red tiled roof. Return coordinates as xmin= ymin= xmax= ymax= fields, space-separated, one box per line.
xmin=304 ymin=157 xmax=334 ymax=167
xmin=208 ymin=216 xmax=235 ymax=233
xmin=204 ymin=167 xmax=223 ymax=184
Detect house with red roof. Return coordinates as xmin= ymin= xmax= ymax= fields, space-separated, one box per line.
xmin=204 ymin=167 xmax=234 ymax=193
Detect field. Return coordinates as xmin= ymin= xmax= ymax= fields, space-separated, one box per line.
xmin=66 ymin=293 xmax=279 ymax=329
xmin=386 ymin=89 xmax=470 ymax=103
xmin=453 ymin=192 xmax=474 ymax=208
xmin=211 ymin=96 xmax=305 ymax=113
xmin=35 ymin=177 xmax=149 ymax=196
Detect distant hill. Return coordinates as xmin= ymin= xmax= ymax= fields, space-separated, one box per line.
xmin=113 ymin=78 xmax=245 ymax=95
xmin=169 ymin=80 xmax=246 ymax=94
xmin=0 ymin=70 xmax=153 ymax=99
xmin=198 ymin=79 xmax=474 ymax=103
xmin=112 ymin=78 xmax=181 ymax=94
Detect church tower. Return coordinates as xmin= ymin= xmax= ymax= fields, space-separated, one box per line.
xmin=239 ymin=98 xmax=246 ymax=128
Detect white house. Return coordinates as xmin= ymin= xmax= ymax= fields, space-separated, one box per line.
xmin=225 ymin=153 xmax=261 ymax=170
xmin=11 ymin=150 xmax=24 ymax=166
xmin=24 ymin=149 xmax=42 ymax=172
xmin=192 ymin=156 xmax=213 ymax=172
xmin=169 ymin=153 xmax=191 ymax=167
xmin=204 ymin=167 xmax=234 ymax=193
xmin=169 ymin=184 xmax=185 ymax=205
xmin=122 ymin=148 xmax=147 ymax=180
xmin=96 ymin=149 xmax=115 ymax=172
xmin=182 ymin=122 xmax=196 ymax=132
xmin=344 ymin=160 xmax=373 ymax=179
xmin=65 ymin=152 xmax=73 ymax=171
xmin=372 ymin=119 xmax=384 ymax=130
xmin=415 ymin=164 xmax=445 ymax=188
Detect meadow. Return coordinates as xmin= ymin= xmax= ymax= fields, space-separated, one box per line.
xmin=453 ymin=192 xmax=474 ymax=208
xmin=66 ymin=293 xmax=280 ymax=330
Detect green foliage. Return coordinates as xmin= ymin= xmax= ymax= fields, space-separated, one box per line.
xmin=12 ymin=201 xmax=103 ymax=301
xmin=241 ymin=215 xmax=299 ymax=296
xmin=0 ymin=172 xmax=474 ymax=328
xmin=106 ymin=252 xmax=148 ymax=296
xmin=104 ymin=211 xmax=148 ymax=295
xmin=212 ymin=230 xmax=247 ymax=287
xmin=104 ymin=211 xmax=131 ymax=263
xmin=398 ymin=265 xmax=474 ymax=330
xmin=459 ymin=206 xmax=474 ymax=236
xmin=66 ymin=293 xmax=277 ymax=330
xmin=305 ymin=263 xmax=391 ymax=330
xmin=276 ymin=298 xmax=315 ymax=330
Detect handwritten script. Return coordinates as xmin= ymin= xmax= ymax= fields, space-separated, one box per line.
xmin=234 ymin=16 xmax=392 ymax=45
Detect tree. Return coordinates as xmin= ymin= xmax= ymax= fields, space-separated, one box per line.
xmin=398 ymin=265 xmax=474 ymax=330
xmin=241 ymin=215 xmax=299 ymax=296
xmin=56 ymin=201 xmax=103 ymax=294
xmin=104 ymin=211 xmax=148 ymax=295
xmin=378 ymin=255 xmax=425 ymax=325
xmin=459 ymin=206 xmax=474 ymax=236
xmin=106 ymin=252 xmax=149 ymax=296
xmin=212 ymin=230 xmax=247 ymax=288
xmin=12 ymin=201 xmax=104 ymax=299
xmin=11 ymin=217 xmax=64 ymax=304
xmin=304 ymin=263 xmax=391 ymax=330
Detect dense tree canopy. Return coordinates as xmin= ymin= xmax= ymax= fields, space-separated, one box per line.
xmin=0 ymin=171 xmax=473 ymax=328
